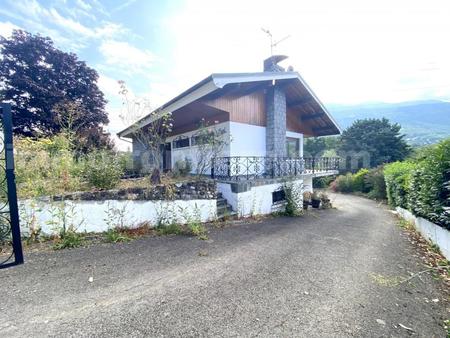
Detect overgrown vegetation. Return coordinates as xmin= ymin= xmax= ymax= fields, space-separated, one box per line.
xmin=385 ymin=138 xmax=450 ymax=229
xmin=82 ymin=150 xmax=124 ymax=189
xmin=13 ymin=134 xmax=126 ymax=198
xmin=282 ymin=181 xmax=303 ymax=216
xmin=330 ymin=167 xmax=387 ymax=200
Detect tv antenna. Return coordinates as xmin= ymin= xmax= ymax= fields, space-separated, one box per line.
xmin=261 ymin=28 xmax=291 ymax=56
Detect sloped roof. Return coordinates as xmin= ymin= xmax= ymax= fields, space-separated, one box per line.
xmin=118 ymin=71 xmax=341 ymax=138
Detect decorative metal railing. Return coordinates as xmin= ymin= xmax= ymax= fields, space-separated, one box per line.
xmin=211 ymin=156 xmax=340 ymax=181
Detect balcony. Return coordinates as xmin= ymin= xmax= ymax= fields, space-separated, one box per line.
xmin=211 ymin=156 xmax=340 ymax=181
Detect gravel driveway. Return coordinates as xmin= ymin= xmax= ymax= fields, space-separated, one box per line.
xmin=0 ymin=193 xmax=448 ymax=337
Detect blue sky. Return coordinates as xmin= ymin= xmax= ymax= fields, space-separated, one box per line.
xmin=1 ymin=0 xmax=449 ymax=147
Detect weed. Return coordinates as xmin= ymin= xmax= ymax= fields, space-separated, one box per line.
xmin=156 ymin=223 xmax=182 ymax=235
xmin=369 ymin=273 xmax=404 ymax=287
xmin=430 ymin=243 xmax=441 ymax=254
xmin=53 ymin=231 xmax=84 ymax=250
xmin=397 ymin=219 xmax=413 ymax=229
xmin=443 ymin=319 xmax=450 ymax=338
xmin=104 ymin=228 xmax=132 ymax=243
xmin=187 ymin=222 xmax=205 ymax=236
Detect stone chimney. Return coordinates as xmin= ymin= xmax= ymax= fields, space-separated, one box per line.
xmin=264 ymin=55 xmax=288 ymax=157
xmin=263 ymin=55 xmax=288 ymax=72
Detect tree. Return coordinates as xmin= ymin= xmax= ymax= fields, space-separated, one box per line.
xmin=118 ymin=80 xmax=172 ymax=183
xmin=0 ymin=30 xmax=108 ymax=138
xmin=304 ymin=136 xmax=340 ymax=158
xmin=304 ymin=137 xmax=326 ymax=157
xmin=192 ymin=119 xmax=227 ymax=176
xmin=339 ymin=118 xmax=410 ymax=168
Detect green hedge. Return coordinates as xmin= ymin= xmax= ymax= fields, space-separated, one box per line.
xmin=384 ymin=161 xmax=417 ymax=209
xmin=385 ymin=139 xmax=450 ymax=229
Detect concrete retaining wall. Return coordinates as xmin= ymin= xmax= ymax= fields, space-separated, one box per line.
xmin=19 ymin=199 xmax=218 ymax=235
xmin=396 ymin=207 xmax=450 ymax=260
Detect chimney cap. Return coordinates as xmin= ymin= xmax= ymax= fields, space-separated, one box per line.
xmin=264 ymin=55 xmax=288 ymax=72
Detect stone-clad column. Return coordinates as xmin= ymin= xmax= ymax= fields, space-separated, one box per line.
xmin=265 ymin=85 xmax=286 ymax=157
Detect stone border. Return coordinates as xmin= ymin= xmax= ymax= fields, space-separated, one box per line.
xmin=42 ymin=181 xmax=217 ymax=201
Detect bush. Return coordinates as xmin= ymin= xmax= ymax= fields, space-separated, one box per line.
xmin=407 ymin=139 xmax=450 ymax=228
xmin=82 ymin=150 xmax=124 ymax=189
xmin=313 ymin=176 xmax=335 ymax=189
xmin=331 ymin=167 xmax=386 ymax=200
xmin=352 ymin=168 xmax=370 ymax=192
xmin=331 ymin=173 xmax=354 ymax=193
xmin=384 ymin=161 xmax=417 ymax=208
xmin=365 ymin=166 xmax=386 ymax=200
xmin=15 ymin=135 xmax=83 ymax=198
xmin=173 ymin=157 xmax=192 ymax=177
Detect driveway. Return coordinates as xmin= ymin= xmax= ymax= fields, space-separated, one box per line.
xmin=0 ymin=193 xmax=448 ymax=337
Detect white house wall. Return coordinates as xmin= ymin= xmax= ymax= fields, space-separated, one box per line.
xmin=229 ymin=122 xmax=266 ymax=157
xmin=217 ymin=178 xmax=304 ymax=217
xmin=167 ymin=121 xmax=231 ymax=174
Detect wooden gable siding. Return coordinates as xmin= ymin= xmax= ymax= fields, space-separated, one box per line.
xmin=286 ymin=107 xmax=314 ymax=136
xmin=202 ymin=92 xmax=266 ymax=126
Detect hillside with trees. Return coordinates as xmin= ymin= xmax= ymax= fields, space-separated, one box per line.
xmin=327 ymin=100 xmax=450 ymax=146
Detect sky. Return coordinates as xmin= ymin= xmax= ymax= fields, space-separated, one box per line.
xmin=0 ymin=0 xmax=449 ymax=149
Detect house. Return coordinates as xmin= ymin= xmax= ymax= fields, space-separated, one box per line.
xmin=118 ymin=55 xmax=341 ymax=216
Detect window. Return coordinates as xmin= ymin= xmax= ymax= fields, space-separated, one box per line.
xmin=272 ymin=190 xmax=286 ymax=204
xmin=286 ymin=137 xmax=299 ymax=157
xmin=173 ymin=136 xmax=190 ymax=149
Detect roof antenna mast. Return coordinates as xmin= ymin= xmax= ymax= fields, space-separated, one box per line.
xmin=261 ymin=28 xmax=291 ymax=56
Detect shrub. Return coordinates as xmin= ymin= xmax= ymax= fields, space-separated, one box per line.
xmin=173 ymin=157 xmax=192 ymax=177
xmin=332 ymin=173 xmax=354 ymax=193
xmin=352 ymin=168 xmax=370 ymax=192
xmin=82 ymin=150 xmax=124 ymax=190
xmin=365 ymin=166 xmax=386 ymax=200
xmin=407 ymin=139 xmax=450 ymax=229
xmin=283 ymin=181 xmax=303 ymax=216
xmin=15 ymin=135 xmax=83 ymax=198
xmin=313 ymin=176 xmax=335 ymax=189
xmin=384 ymin=161 xmax=416 ymax=208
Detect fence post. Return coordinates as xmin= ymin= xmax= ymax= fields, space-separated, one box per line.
xmin=211 ymin=158 xmax=215 ymax=179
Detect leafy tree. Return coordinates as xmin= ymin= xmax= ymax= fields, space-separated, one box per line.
xmin=304 ymin=137 xmax=326 ymax=157
xmin=0 ymin=30 xmax=109 ymax=140
xmin=304 ymin=136 xmax=340 ymax=157
xmin=118 ymin=80 xmax=172 ymax=183
xmin=339 ymin=118 xmax=410 ymax=168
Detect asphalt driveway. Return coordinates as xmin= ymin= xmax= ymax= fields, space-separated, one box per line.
xmin=0 ymin=193 xmax=448 ymax=337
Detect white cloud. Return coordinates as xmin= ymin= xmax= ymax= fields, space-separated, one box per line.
xmin=2 ymin=0 xmax=128 ymax=51
xmin=0 ymin=21 xmax=20 ymax=37
xmin=97 ymin=74 xmax=122 ymax=97
xmin=162 ymin=0 xmax=450 ymax=104
xmin=99 ymin=40 xmax=155 ymax=74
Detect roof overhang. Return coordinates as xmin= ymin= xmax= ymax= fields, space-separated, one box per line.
xmin=117 ymin=71 xmax=341 ymax=138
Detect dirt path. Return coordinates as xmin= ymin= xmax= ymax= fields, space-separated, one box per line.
xmin=0 ymin=193 xmax=448 ymax=337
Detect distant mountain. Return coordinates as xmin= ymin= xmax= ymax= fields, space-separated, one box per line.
xmin=326 ymin=100 xmax=450 ymax=146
